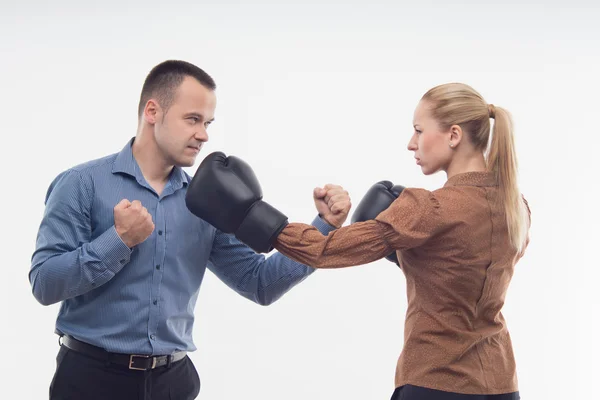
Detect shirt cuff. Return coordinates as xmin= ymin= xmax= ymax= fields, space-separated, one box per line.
xmin=91 ymin=225 xmax=133 ymax=274
xmin=311 ymin=215 xmax=337 ymax=235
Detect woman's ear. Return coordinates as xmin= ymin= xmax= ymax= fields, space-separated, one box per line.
xmin=448 ymin=124 xmax=463 ymax=148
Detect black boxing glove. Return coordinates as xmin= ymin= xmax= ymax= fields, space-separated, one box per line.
xmin=185 ymin=152 xmax=288 ymax=253
xmin=351 ymin=180 xmax=405 ymax=265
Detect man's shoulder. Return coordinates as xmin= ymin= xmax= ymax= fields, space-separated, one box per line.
xmin=45 ymin=152 xmax=120 ymax=197
xmin=68 ymin=152 xmax=119 ymax=176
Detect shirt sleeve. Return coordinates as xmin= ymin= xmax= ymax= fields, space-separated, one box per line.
xmin=29 ymin=169 xmax=132 ymax=306
xmin=273 ymin=188 xmax=441 ymax=269
xmin=207 ymin=215 xmax=337 ymax=306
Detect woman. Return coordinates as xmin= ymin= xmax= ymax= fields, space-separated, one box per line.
xmin=273 ymin=83 xmax=531 ymax=400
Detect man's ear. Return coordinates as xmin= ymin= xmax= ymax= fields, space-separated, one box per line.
xmin=143 ymin=99 xmax=160 ymax=125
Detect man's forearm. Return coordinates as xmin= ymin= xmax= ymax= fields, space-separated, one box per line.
xmin=30 ymin=225 xmax=132 ymax=305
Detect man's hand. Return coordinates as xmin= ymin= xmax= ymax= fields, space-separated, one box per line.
xmin=185 ymin=151 xmax=289 ymax=253
xmin=114 ymin=199 xmax=155 ymax=248
xmin=313 ymin=184 xmax=351 ymax=228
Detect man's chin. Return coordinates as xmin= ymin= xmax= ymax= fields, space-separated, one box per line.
xmin=175 ymin=156 xmax=197 ymax=168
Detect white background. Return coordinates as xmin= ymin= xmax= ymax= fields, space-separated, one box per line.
xmin=1 ymin=1 xmax=599 ymax=399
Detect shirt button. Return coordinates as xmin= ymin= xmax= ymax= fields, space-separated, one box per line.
xmin=153 ymin=300 xmax=157 ymax=305
xmin=156 ymin=265 xmax=160 ymax=270
xmin=158 ymin=230 xmax=163 ymax=236
xmin=150 ymin=335 xmax=156 ymax=340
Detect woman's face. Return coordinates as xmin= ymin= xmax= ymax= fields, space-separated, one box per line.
xmin=408 ymin=100 xmax=453 ymax=175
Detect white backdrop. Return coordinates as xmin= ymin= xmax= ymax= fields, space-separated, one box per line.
xmin=1 ymin=1 xmax=599 ymax=399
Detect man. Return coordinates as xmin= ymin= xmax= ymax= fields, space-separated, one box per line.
xmin=29 ymin=59 xmax=351 ymax=400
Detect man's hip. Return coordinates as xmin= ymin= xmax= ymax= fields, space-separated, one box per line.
xmin=50 ymin=336 xmax=200 ymax=400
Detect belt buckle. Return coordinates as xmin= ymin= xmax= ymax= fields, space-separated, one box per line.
xmin=129 ymin=354 xmax=156 ymax=370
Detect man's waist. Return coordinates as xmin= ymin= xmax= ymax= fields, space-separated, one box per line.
xmin=55 ymin=320 xmax=196 ymax=354
xmin=59 ymin=334 xmax=188 ymax=371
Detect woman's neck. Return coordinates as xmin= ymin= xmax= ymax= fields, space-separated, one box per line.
xmin=446 ymin=152 xmax=487 ymax=180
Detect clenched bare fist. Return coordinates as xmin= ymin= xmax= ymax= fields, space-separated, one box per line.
xmin=313 ymin=184 xmax=352 ymax=228
xmin=114 ymin=199 xmax=155 ymax=248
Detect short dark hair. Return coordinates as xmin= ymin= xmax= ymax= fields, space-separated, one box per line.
xmin=137 ymin=60 xmax=216 ymax=117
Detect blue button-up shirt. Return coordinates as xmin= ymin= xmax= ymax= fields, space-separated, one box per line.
xmin=29 ymin=138 xmax=334 ymax=355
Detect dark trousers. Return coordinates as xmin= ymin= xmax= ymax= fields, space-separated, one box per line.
xmin=49 ymin=344 xmax=201 ymax=400
xmin=390 ymin=385 xmax=520 ymax=400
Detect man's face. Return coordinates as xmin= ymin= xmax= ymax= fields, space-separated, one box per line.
xmin=153 ymin=76 xmax=217 ymax=167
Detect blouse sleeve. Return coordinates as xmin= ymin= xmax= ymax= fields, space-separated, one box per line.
xmin=274 ymin=188 xmax=441 ymax=269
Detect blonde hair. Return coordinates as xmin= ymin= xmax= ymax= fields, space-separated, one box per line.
xmin=421 ymin=83 xmax=528 ymax=252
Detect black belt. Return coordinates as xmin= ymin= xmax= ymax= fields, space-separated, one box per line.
xmin=60 ymin=335 xmax=187 ymax=371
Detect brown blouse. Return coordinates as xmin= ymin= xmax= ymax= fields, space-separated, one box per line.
xmin=274 ymin=171 xmax=531 ymax=395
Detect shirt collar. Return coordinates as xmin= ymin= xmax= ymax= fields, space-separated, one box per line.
xmin=112 ymin=137 xmax=188 ymax=191
xmin=443 ymin=171 xmax=497 ymax=188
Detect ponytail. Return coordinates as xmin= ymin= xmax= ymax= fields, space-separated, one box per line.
xmin=486 ymin=105 xmax=528 ymax=252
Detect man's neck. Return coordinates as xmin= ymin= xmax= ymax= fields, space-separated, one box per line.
xmin=132 ymin=129 xmax=174 ymax=185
